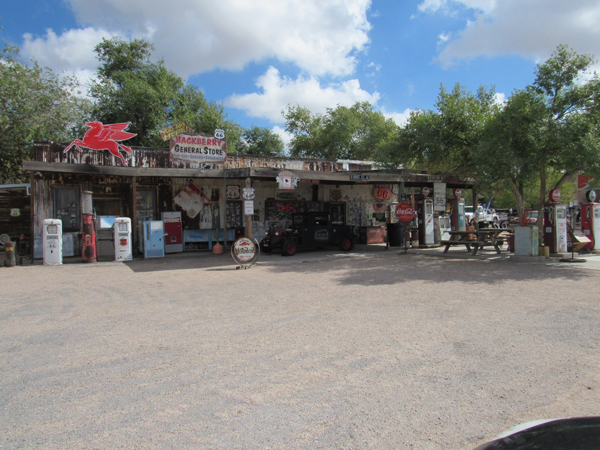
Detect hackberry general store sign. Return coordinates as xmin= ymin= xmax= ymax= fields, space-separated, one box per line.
xmin=170 ymin=133 xmax=227 ymax=163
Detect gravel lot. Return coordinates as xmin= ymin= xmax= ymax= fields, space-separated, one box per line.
xmin=1 ymin=250 xmax=599 ymax=449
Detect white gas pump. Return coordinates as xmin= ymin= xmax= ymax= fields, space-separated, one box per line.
xmin=423 ymin=197 xmax=435 ymax=245
xmin=43 ymin=218 xmax=63 ymax=265
xmin=114 ymin=217 xmax=132 ymax=261
xmin=548 ymin=204 xmax=568 ymax=253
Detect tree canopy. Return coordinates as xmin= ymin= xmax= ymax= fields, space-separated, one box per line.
xmin=0 ymin=45 xmax=91 ymax=183
xmin=89 ymin=37 xmax=244 ymax=151
xmin=284 ymin=101 xmax=398 ymax=160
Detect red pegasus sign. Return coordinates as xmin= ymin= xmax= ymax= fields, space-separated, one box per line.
xmin=64 ymin=122 xmax=137 ymax=166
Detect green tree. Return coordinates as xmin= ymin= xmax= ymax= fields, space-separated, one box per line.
xmin=284 ymin=101 xmax=398 ymax=160
xmin=239 ymin=126 xmax=285 ymax=156
xmin=90 ymin=37 xmax=244 ymax=151
xmin=383 ymin=83 xmax=499 ymax=176
xmin=0 ymin=45 xmax=91 ymax=183
xmin=475 ymin=45 xmax=600 ymax=223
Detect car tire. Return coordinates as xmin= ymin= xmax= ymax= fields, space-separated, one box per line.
xmin=281 ymin=239 xmax=297 ymax=256
xmin=339 ymin=236 xmax=353 ymax=251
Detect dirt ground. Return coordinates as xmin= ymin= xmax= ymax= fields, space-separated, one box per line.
xmin=1 ymin=249 xmax=599 ymax=449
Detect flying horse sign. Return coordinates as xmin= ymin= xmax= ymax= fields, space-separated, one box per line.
xmin=64 ymin=122 xmax=137 ymax=166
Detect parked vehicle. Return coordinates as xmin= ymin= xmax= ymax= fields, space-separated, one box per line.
xmin=473 ymin=416 xmax=600 ymax=450
xmin=472 ymin=205 xmax=510 ymax=228
xmin=510 ymin=210 xmax=539 ymax=225
xmin=259 ymin=211 xmax=354 ymax=256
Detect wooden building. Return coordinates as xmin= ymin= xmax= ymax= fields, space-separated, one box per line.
xmin=23 ymin=142 xmax=475 ymax=260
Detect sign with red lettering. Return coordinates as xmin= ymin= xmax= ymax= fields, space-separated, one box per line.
xmin=374 ymin=187 xmax=391 ymax=200
xmin=395 ymin=202 xmax=415 ymax=223
xmin=170 ymin=133 xmax=227 ymax=163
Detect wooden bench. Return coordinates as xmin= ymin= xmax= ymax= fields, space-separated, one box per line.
xmin=441 ymin=240 xmax=477 ymax=253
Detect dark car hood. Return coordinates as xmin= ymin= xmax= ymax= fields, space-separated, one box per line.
xmin=473 ymin=417 xmax=600 ymax=450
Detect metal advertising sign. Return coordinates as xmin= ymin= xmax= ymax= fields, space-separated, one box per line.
xmin=433 ymin=182 xmax=446 ymax=212
xmin=159 ymin=121 xmax=190 ymax=141
xmin=64 ymin=121 xmax=137 ymax=166
xmin=169 ymin=133 xmax=227 ymax=163
xmin=231 ymin=237 xmax=260 ymax=267
xmin=276 ymin=171 xmax=300 ymax=190
xmin=242 ymin=188 xmax=255 ymax=200
xmin=173 ymin=182 xmax=210 ymax=219
xmin=395 ymin=202 xmax=415 ymax=223
xmin=244 ymin=200 xmax=254 ymax=215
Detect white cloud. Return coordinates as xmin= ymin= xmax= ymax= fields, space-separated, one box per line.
xmin=271 ymin=126 xmax=293 ymax=150
xmin=418 ymin=0 xmax=496 ymax=14
xmin=382 ymin=108 xmax=413 ymax=127
xmin=224 ymin=66 xmax=380 ymax=123
xmin=433 ymin=0 xmax=600 ymax=69
xmin=31 ymin=0 xmax=371 ymax=78
xmin=22 ymin=27 xmax=111 ymax=76
xmin=494 ymin=92 xmax=506 ymax=105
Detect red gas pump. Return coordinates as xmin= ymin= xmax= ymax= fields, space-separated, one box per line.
xmin=81 ymin=191 xmax=97 ymax=263
xmin=581 ymin=190 xmax=600 ymax=250
xmin=448 ymin=189 xmax=466 ymax=240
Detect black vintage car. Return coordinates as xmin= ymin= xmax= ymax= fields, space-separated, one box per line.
xmin=259 ymin=211 xmax=355 ymax=256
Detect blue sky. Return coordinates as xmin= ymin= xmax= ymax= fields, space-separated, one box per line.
xmin=2 ymin=0 xmax=599 ymax=145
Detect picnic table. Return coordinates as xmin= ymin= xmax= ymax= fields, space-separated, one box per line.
xmin=441 ymin=229 xmax=510 ymax=256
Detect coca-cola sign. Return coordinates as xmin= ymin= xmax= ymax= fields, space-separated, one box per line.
xmin=395 ymin=202 xmax=415 ymax=223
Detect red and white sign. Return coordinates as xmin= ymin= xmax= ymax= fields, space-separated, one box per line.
xmin=174 ymin=182 xmax=210 ymax=219
xmin=170 ymin=133 xmax=227 ymax=163
xmin=422 ymin=187 xmax=430 ymax=197
xmin=395 ymin=202 xmax=415 ymax=223
xmin=244 ymin=200 xmax=254 ymax=215
xmin=453 ymin=188 xmax=462 ymax=198
xmin=232 ymin=237 xmax=257 ymax=263
xmin=549 ymin=189 xmax=561 ymax=203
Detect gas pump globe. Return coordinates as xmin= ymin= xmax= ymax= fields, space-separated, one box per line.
xmin=543 ymin=189 xmax=568 ymax=254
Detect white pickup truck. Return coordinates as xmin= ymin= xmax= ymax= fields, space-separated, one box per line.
xmin=468 ymin=205 xmax=510 ymax=228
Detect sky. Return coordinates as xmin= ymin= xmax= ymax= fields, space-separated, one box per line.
xmin=2 ymin=0 xmax=600 ymax=146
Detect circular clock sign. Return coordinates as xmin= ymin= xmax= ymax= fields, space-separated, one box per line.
xmin=395 ymin=202 xmax=415 ymax=223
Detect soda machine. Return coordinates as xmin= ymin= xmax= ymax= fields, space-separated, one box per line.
xmin=143 ymin=220 xmax=165 ymax=258
xmin=161 ymin=211 xmax=183 ymax=253
xmin=82 ymin=191 xmax=96 ymax=263
xmin=43 ymin=218 xmax=63 ymax=265
xmin=581 ymin=190 xmax=600 ymax=250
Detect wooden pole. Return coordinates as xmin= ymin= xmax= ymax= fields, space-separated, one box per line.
xmin=246 ymin=177 xmax=252 ymax=239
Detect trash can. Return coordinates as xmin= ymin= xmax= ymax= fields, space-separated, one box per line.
xmin=387 ymin=222 xmax=404 ymax=247
xmin=4 ymin=241 xmax=16 ymax=267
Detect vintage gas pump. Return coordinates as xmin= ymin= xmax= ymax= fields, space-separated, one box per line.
xmin=416 ymin=188 xmax=435 ymax=246
xmin=581 ymin=190 xmax=600 ymax=250
xmin=448 ymin=189 xmax=466 ymax=239
xmin=543 ymin=189 xmax=568 ymax=254
xmin=82 ymin=191 xmax=97 ymax=263
xmin=43 ymin=218 xmax=63 ymax=265
xmin=114 ymin=217 xmax=132 ymax=261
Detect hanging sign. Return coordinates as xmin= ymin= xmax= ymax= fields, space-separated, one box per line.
xmin=244 ymin=200 xmax=254 ymax=215
xmin=170 ymin=133 xmax=227 ymax=163
xmin=395 ymin=202 xmax=415 ymax=223
xmin=159 ymin=121 xmax=190 ymax=141
xmin=174 ymin=182 xmax=210 ymax=219
xmin=433 ymin=182 xmax=446 ymax=212
xmin=276 ymin=171 xmax=300 ymax=190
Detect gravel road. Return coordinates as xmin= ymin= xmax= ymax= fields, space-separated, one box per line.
xmin=1 ymin=251 xmax=599 ymax=449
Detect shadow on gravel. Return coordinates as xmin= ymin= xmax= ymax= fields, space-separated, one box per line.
xmin=261 ymin=253 xmax=593 ymax=286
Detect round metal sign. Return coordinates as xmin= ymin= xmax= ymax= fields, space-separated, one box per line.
xmin=453 ymin=188 xmax=462 ymax=198
xmin=231 ymin=237 xmax=260 ymax=265
xmin=586 ymin=190 xmax=597 ymax=203
xmin=395 ymin=202 xmax=415 ymax=223
xmin=548 ymin=189 xmax=561 ymax=203
xmin=242 ymin=187 xmax=255 ymax=200
xmin=421 ymin=187 xmax=430 ymax=197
